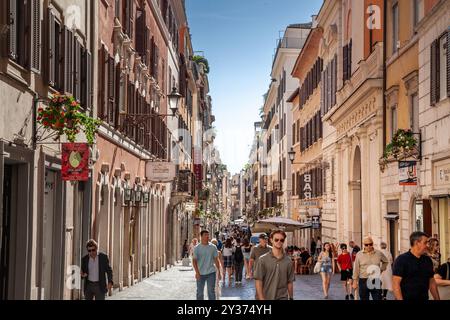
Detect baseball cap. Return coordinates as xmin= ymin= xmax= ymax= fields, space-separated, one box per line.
xmin=259 ymin=234 xmax=268 ymax=239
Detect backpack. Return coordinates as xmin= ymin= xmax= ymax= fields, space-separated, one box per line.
xmin=234 ymin=246 xmax=244 ymax=263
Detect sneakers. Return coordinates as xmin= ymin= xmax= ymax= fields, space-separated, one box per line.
xmin=345 ymin=295 xmax=349 ymax=300
xmin=349 ymin=294 xmax=355 ymax=300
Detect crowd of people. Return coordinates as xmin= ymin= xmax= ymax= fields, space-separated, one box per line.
xmin=187 ymin=227 xmax=450 ymax=301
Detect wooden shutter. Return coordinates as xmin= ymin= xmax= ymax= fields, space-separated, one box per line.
xmin=312 ymin=115 xmax=316 ymax=144
xmin=81 ymin=49 xmax=92 ymax=109
xmin=430 ymin=40 xmax=437 ymax=105
xmin=7 ymin=0 xmax=17 ymax=59
xmin=343 ymin=44 xmax=348 ymax=82
xmin=447 ymin=31 xmax=450 ymax=98
xmin=48 ymin=9 xmax=56 ymax=86
xmin=74 ymin=40 xmax=81 ymax=101
xmin=63 ymin=27 xmax=73 ymax=94
xmin=86 ymin=50 xmax=92 ymax=109
xmin=135 ymin=9 xmax=145 ymax=58
xmin=108 ymin=56 xmax=115 ymax=125
xmin=30 ymin=0 xmax=41 ymax=73
xmin=145 ymin=26 xmax=151 ymax=67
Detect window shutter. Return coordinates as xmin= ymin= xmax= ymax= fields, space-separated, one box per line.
xmin=145 ymin=26 xmax=151 ymax=67
xmin=48 ymin=9 xmax=56 ymax=86
xmin=81 ymin=49 xmax=92 ymax=109
xmin=447 ymin=30 xmax=450 ymax=98
xmin=74 ymin=40 xmax=81 ymax=101
xmin=63 ymin=27 xmax=73 ymax=94
xmin=30 ymin=0 xmax=41 ymax=73
xmin=108 ymin=56 xmax=115 ymax=125
xmin=430 ymin=40 xmax=437 ymax=105
xmin=312 ymin=115 xmax=316 ymax=144
xmin=135 ymin=9 xmax=145 ymax=58
xmin=7 ymin=0 xmax=18 ymax=59
xmin=343 ymin=44 xmax=348 ymax=82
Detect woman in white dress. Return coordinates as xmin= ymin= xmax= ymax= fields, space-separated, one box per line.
xmin=379 ymin=242 xmax=393 ymax=300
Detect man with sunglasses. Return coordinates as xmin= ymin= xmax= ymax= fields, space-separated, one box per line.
xmin=81 ymin=239 xmax=113 ymax=300
xmin=254 ymin=230 xmax=295 ymax=300
xmin=352 ymin=236 xmax=388 ymax=300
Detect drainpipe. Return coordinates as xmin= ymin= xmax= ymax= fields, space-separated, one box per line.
xmin=382 ymin=0 xmax=387 ymax=150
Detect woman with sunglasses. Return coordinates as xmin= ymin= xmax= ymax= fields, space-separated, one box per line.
xmin=318 ymin=242 xmax=335 ymax=299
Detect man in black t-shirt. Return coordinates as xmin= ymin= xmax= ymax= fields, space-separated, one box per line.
xmin=392 ymin=232 xmax=440 ymax=301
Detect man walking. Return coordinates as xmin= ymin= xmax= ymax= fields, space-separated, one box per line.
xmin=193 ymin=230 xmax=222 ymax=300
xmin=352 ymin=236 xmax=388 ymax=300
xmin=254 ymin=230 xmax=295 ymax=300
xmin=392 ymin=232 xmax=440 ymax=301
xmin=81 ymin=239 xmax=113 ymax=300
xmin=248 ymin=233 xmax=271 ymax=279
xmin=234 ymin=239 xmax=245 ymax=285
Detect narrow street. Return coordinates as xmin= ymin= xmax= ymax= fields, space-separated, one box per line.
xmin=108 ymin=262 xmax=392 ymax=300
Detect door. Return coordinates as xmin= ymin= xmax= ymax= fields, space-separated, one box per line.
xmin=389 ymin=219 xmax=398 ymax=259
xmin=0 ymin=165 xmax=12 ymax=300
xmin=438 ymin=198 xmax=449 ymax=264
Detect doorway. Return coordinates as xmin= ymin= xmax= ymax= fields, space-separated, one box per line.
xmin=388 ymin=219 xmax=398 ymax=259
xmin=0 ymin=165 xmax=12 ymax=300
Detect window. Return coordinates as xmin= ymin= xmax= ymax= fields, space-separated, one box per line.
xmin=413 ymin=0 xmax=422 ymax=29
xmin=439 ymin=35 xmax=448 ymax=101
xmin=410 ymin=93 xmax=419 ymax=133
xmin=392 ymin=3 xmax=399 ymax=54
xmin=391 ymin=106 xmax=398 ymax=140
xmin=430 ymin=32 xmax=449 ymax=105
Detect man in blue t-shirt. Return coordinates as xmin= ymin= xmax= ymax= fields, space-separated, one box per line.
xmin=392 ymin=231 xmax=440 ymax=301
xmin=193 ymin=230 xmax=222 ymax=300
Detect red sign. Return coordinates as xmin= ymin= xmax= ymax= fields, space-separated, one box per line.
xmin=194 ymin=164 xmax=202 ymax=190
xmin=62 ymin=143 xmax=90 ymax=181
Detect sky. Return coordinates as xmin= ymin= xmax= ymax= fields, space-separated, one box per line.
xmin=185 ymin=0 xmax=324 ymax=175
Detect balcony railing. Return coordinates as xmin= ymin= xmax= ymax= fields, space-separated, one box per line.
xmin=172 ymin=170 xmax=193 ymax=195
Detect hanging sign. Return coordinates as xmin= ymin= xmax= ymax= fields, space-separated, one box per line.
xmin=145 ymin=161 xmax=176 ymax=182
xmin=62 ymin=143 xmax=90 ymax=181
xmin=399 ymin=161 xmax=417 ymax=186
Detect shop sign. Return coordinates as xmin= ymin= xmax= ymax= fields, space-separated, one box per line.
xmin=62 ymin=143 xmax=89 ymax=181
xmin=145 ymin=162 xmax=176 ymax=182
xmin=303 ymin=174 xmax=312 ymax=200
xmin=434 ymin=159 xmax=450 ymax=188
xmin=311 ymin=216 xmax=321 ymax=229
xmin=399 ymin=161 xmax=417 ymax=186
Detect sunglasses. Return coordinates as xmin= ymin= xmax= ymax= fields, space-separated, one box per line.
xmin=273 ymin=238 xmax=285 ymax=243
xmin=364 ymin=243 xmax=373 ymax=247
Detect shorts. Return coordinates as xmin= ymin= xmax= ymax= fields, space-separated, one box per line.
xmin=340 ymin=269 xmax=353 ymax=281
xmin=320 ymin=265 xmax=333 ymax=274
xmin=223 ymin=255 xmax=233 ymax=268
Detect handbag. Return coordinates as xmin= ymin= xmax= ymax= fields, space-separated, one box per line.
xmin=313 ymin=261 xmax=322 ymax=274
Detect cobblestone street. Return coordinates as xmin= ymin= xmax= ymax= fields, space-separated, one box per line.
xmin=108 ymin=262 xmax=392 ymax=300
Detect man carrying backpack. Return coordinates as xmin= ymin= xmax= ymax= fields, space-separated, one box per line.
xmin=234 ymin=239 xmax=245 ymax=285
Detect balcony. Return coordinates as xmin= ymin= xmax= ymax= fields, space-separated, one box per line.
xmin=171 ymin=170 xmax=193 ymax=196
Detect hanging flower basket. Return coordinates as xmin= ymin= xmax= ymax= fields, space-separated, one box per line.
xmin=37 ymin=93 xmax=101 ymax=144
xmin=379 ymin=129 xmax=418 ymax=173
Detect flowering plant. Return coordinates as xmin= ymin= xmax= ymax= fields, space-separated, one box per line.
xmin=37 ymin=93 xmax=100 ymax=144
xmin=379 ymin=129 xmax=418 ymax=172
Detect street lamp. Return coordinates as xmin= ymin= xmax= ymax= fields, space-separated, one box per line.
xmin=288 ymin=147 xmax=296 ymax=163
xmin=168 ymin=86 xmax=182 ymax=117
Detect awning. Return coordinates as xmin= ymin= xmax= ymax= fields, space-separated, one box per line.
xmin=384 ymin=214 xmax=399 ymax=220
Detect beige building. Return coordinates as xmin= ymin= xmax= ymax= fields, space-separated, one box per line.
xmin=416 ymin=0 xmax=450 ymax=263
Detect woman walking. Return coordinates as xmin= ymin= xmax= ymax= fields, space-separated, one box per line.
xmin=222 ymin=238 xmax=234 ymax=286
xmin=242 ymin=238 xmax=252 ymax=279
xmin=318 ymin=242 xmax=335 ymax=299
xmin=427 ymin=238 xmax=441 ymax=272
xmin=379 ymin=242 xmax=393 ymax=300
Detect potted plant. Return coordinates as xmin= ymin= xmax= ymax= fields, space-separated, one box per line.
xmin=37 ymin=93 xmax=101 ymax=144
xmin=379 ymin=129 xmax=418 ymax=172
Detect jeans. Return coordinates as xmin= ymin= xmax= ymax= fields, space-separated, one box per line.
xmin=197 ymin=272 xmax=216 ymax=300
xmin=359 ymin=278 xmax=382 ymax=300
xmin=234 ymin=262 xmax=244 ymax=282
